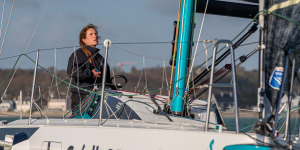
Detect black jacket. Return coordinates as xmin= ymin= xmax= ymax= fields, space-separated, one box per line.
xmin=67 ymin=46 xmax=113 ymax=95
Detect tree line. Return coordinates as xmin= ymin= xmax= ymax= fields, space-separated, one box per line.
xmin=1 ymin=66 xmax=298 ymax=108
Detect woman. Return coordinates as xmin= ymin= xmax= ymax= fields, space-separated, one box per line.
xmin=67 ymin=24 xmax=114 ymax=111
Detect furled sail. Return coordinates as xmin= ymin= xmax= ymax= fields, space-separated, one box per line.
xmin=264 ymin=0 xmax=300 ymax=115
xmin=196 ymin=0 xmax=258 ymax=18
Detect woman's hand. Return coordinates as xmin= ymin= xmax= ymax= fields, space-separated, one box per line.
xmin=92 ymin=69 xmax=101 ymax=78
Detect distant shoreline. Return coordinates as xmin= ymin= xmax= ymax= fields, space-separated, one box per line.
xmin=221 ymin=111 xmax=300 ymax=118
xmin=0 ymin=110 xmax=299 ymax=119
xmin=0 ymin=111 xmax=67 ymax=118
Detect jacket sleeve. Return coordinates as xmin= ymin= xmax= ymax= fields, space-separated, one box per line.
xmin=67 ymin=53 xmax=93 ymax=81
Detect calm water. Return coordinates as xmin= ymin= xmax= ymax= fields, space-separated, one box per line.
xmin=1 ymin=117 xmax=299 ymax=135
xmin=224 ymin=117 xmax=300 ymax=135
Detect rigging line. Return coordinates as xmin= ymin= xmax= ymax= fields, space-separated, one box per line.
xmin=108 ymin=50 xmax=116 ymax=88
xmin=189 ymin=47 xmax=259 ymax=102
xmin=239 ymin=41 xmax=259 ymax=47
xmin=0 ymin=51 xmax=37 ymax=61
xmin=161 ymin=59 xmax=170 ymax=95
xmin=111 ymin=45 xmax=166 ymax=60
xmin=65 ymin=46 xmax=75 ymax=102
xmin=29 ymin=46 xmax=98 ymax=104
xmin=185 ymin=0 xmax=210 ymax=87
xmin=75 ymin=49 xmax=83 ymax=118
xmin=20 ymin=44 xmax=245 ymax=99
xmin=0 ymin=0 xmax=6 ymax=41
xmin=135 ymin=58 xmax=144 ymax=93
xmin=0 ymin=42 xmax=207 ymax=62
xmin=54 ymin=48 xmax=61 ymax=100
xmin=195 ymin=43 xmax=214 ymax=57
xmin=24 ymin=0 xmax=52 ymax=52
xmin=164 ymin=60 xmax=170 ymax=93
xmin=0 ymin=0 xmax=52 ymax=101
xmin=160 ymin=60 xmax=165 ymax=95
xmin=0 ymin=54 xmax=21 ymax=101
xmin=112 ymin=41 xmax=171 ymax=45
xmin=22 ymin=54 xmax=101 ymax=98
xmin=49 ymin=49 xmax=56 ymax=101
xmin=0 ymin=45 xmax=103 ymax=61
xmin=104 ymin=99 xmax=118 ymax=119
xmin=32 ymin=45 xmax=80 ymax=52
xmin=58 ymin=46 xmax=76 ymax=99
xmin=168 ymin=0 xmax=181 ymax=106
xmin=143 ymin=56 xmax=148 ymax=90
xmin=182 ymin=0 xmax=199 ymax=114
xmin=0 ymin=41 xmax=209 ymax=60
xmin=112 ymin=41 xmax=206 ymax=45
xmin=203 ymin=42 xmax=209 ymax=70
xmin=33 ymin=100 xmax=48 ymax=119
xmin=0 ymin=0 xmax=14 ymax=56
xmin=189 ymin=23 xmax=258 ymax=87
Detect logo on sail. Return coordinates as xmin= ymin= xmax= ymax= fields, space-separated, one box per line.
xmin=269 ymin=67 xmax=284 ymax=90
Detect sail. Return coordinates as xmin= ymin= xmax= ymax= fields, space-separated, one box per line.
xmin=265 ymin=0 xmax=300 ymax=113
xmin=196 ymin=0 xmax=258 ymax=18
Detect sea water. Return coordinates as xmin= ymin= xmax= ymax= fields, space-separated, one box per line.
xmin=224 ymin=117 xmax=300 ymax=135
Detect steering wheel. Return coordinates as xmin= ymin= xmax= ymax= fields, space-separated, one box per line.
xmin=110 ymin=75 xmax=128 ymax=89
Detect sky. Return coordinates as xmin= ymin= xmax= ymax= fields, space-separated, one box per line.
xmin=0 ymin=0 xmax=259 ymax=72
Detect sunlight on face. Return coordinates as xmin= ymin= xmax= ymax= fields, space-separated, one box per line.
xmin=82 ymin=28 xmax=98 ymax=47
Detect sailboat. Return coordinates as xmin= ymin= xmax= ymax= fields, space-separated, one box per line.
xmin=1 ymin=0 xmax=300 ymax=149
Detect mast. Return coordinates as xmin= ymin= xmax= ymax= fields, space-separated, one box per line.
xmin=257 ymin=0 xmax=267 ymax=121
xmin=171 ymin=0 xmax=195 ymax=115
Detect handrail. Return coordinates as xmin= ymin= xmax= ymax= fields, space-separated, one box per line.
xmin=205 ymin=40 xmax=240 ymax=133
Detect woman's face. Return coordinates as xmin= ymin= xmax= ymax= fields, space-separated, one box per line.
xmin=82 ymin=28 xmax=98 ymax=47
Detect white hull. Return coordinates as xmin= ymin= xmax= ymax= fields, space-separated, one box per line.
xmin=1 ymin=92 xmax=299 ymax=149
xmin=1 ymin=119 xmax=258 ymax=150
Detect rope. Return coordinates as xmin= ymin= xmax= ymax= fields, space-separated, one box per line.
xmin=0 ymin=54 xmax=21 ymax=101
xmin=168 ymin=0 xmax=182 ymax=106
xmin=0 ymin=0 xmax=6 ymax=41
xmin=64 ymin=46 xmax=76 ymax=119
xmin=24 ymin=0 xmax=52 ymax=52
xmin=186 ymin=0 xmax=210 ymax=89
xmin=65 ymin=93 xmax=95 ymax=118
xmin=111 ymin=45 xmax=166 ymax=61
xmin=0 ymin=0 xmax=14 ymax=56
xmin=203 ymin=42 xmax=209 ymax=70
xmin=75 ymin=49 xmax=82 ymax=118
xmin=0 ymin=0 xmax=52 ymax=102
xmin=135 ymin=59 xmax=144 ymax=93
xmin=143 ymin=56 xmax=148 ymax=90
xmin=54 ymin=48 xmax=61 ymax=100
xmin=182 ymin=0 xmax=210 ymax=111
xmin=7 ymin=46 xmax=107 ymax=109
xmin=160 ymin=60 xmax=166 ymax=95
xmin=189 ymin=47 xmax=259 ymax=101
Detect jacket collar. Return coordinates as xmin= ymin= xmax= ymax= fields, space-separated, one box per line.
xmin=85 ymin=45 xmax=100 ymax=55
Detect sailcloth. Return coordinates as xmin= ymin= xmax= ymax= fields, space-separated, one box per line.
xmin=265 ymin=0 xmax=300 ymax=112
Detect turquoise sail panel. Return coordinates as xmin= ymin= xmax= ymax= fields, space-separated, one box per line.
xmin=171 ymin=0 xmax=195 ymax=114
